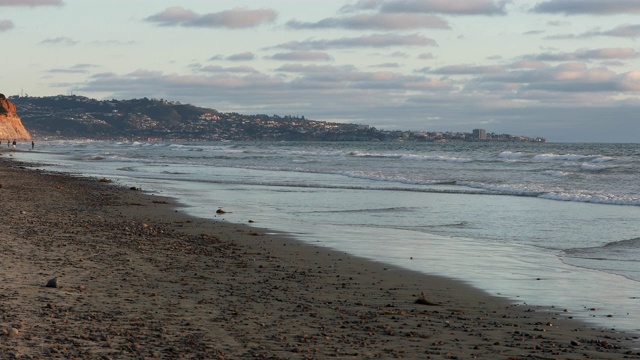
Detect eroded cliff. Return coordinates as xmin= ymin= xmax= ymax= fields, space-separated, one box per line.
xmin=0 ymin=94 xmax=31 ymax=140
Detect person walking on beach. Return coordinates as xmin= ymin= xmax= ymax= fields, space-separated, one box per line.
xmin=12 ymin=140 xmax=16 ymax=150
xmin=7 ymin=140 xmax=9 ymax=148
xmin=31 ymin=141 xmax=34 ymax=150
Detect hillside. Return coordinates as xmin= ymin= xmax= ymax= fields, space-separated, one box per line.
xmin=11 ymin=95 xmax=545 ymax=142
xmin=11 ymin=95 xmax=383 ymax=141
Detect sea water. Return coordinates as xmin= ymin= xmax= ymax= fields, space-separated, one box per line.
xmin=14 ymin=140 xmax=640 ymax=333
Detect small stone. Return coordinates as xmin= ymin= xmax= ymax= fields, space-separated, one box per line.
xmin=8 ymin=328 xmax=19 ymax=337
xmin=46 ymin=278 xmax=59 ymax=288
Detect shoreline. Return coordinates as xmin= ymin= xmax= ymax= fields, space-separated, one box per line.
xmin=1 ymin=156 xmax=639 ymax=358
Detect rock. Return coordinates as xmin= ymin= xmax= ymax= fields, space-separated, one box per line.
xmin=216 ymin=208 xmax=226 ymax=214
xmin=0 ymin=94 xmax=31 ymax=140
xmin=46 ymin=277 xmax=59 ymax=288
xmin=99 ymin=178 xmax=112 ymax=183
xmin=8 ymin=328 xmax=19 ymax=337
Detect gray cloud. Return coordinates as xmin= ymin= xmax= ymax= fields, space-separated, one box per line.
xmin=431 ymin=64 xmax=505 ymax=75
xmin=270 ymin=51 xmax=334 ymax=62
xmin=532 ymin=0 xmax=640 ymax=15
xmin=546 ymin=24 xmax=640 ymax=40
xmin=372 ymin=62 xmax=401 ymax=68
xmin=195 ymin=65 xmax=260 ymax=74
xmin=226 ymin=52 xmax=255 ymax=61
xmin=522 ymin=70 xmax=640 ymax=92
xmin=601 ymin=24 xmax=640 ymax=38
xmin=145 ymin=6 xmax=277 ymax=29
xmin=547 ymin=20 xmax=570 ymax=26
xmin=530 ymin=48 xmax=640 ymax=61
xmin=49 ymin=64 xmax=99 ymax=74
xmin=40 ymin=36 xmax=77 ymax=46
xmin=273 ymin=33 xmax=437 ymax=51
xmin=507 ymin=60 xmax=549 ymax=69
xmin=209 ymin=53 xmax=257 ymax=61
xmin=475 ymin=62 xmax=640 ymax=93
xmin=286 ymin=13 xmax=449 ymax=30
xmin=0 ymin=19 xmax=14 ymax=31
xmin=0 ymin=0 xmax=63 ymax=6
xmin=91 ymin=40 xmax=137 ymax=46
xmin=344 ymin=0 xmax=510 ymax=15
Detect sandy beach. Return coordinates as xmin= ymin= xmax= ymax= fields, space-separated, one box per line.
xmin=0 ymin=154 xmax=638 ymax=359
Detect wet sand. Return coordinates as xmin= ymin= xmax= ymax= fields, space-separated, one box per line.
xmin=0 ymin=155 xmax=639 ymax=359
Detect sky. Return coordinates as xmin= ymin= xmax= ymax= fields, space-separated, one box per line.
xmin=2 ymin=0 xmax=640 ymax=142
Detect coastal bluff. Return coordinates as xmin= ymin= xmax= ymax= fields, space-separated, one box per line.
xmin=0 ymin=94 xmax=30 ymax=140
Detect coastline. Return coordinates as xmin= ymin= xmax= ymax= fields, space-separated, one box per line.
xmin=1 ymin=155 xmax=639 ymax=358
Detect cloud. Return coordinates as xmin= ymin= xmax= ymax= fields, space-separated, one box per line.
xmin=532 ymin=0 xmax=640 ymax=15
xmin=48 ymin=64 xmax=99 ymax=74
xmin=274 ymin=63 xmax=450 ymax=90
xmin=372 ymin=62 xmax=401 ymax=68
xmin=145 ymin=6 xmax=277 ymax=29
xmin=530 ymin=48 xmax=640 ymax=61
xmin=0 ymin=19 xmax=14 ymax=31
xmin=473 ymin=62 xmax=640 ymax=93
xmin=226 ymin=52 xmax=255 ymax=61
xmin=273 ymin=33 xmax=437 ymax=50
xmin=286 ymin=13 xmax=449 ymax=30
xmin=40 ymin=36 xmax=77 ymax=46
xmin=507 ymin=60 xmax=549 ymax=69
xmin=431 ymin=64 xmax=505 ymax=75
xmin=522 ymin=70 xmax=640 ymax=92
xmin=270 ymin=51 xmax=334 ymax=62
xmin=195 ymin=65 xmax=260 ymax=74
xmin=209 ymin=52 xmax=256 ymax=61
xmin=547 ymin=24 xmax=640 ymax=39
xmin=601 ymin=24 xmax=640 ymax=38
xmin=547 ymin=20 xmax=570 ymax=26
xmin=344 ymin=0 xmax=510 ymax=15
xmin=0 ymin=0 xmax=63 ymax=6
xmin=91 ymin=40 xmax=137 ymax=46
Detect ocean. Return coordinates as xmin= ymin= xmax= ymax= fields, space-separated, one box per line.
xmin=13 ymin=140 xmax=640 ymax=333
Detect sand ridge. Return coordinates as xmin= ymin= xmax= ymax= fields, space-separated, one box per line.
xmin=0 ymin=156 xmax=638 ymax=359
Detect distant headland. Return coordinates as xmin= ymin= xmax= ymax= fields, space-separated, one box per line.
xmin=10 ymin=94 xmax=545 ymax=142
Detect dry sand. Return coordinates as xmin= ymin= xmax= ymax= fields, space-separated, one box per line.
xmin=0 ymin=155 xmax=638 ymax=359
